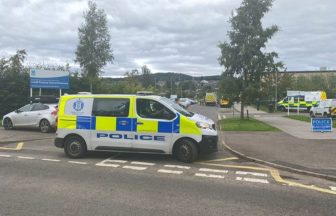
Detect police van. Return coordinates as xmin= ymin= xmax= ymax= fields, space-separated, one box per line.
xmin=54 ymin=94 xmax=218 ymax=163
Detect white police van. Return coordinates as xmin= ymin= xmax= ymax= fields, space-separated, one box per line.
xmin=55 ymin=94 xmax=218 ymax=163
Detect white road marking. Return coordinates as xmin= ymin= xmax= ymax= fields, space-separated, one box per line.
xmin=95 ymin=158 xmax=125 ymax=167
xmin=0 ymin=154 xmax=12 ymax=158
xmin=330 ymin=186 xmax=336 ymax=191
xmin=199 ymin=168 xmax=228 ymax=173
xmin=222 ymin=115 xmax=226 ymax=119
xmin=164 ymin=165 xmax=190 ymax=169
xmin=236 ymin=171 xmax=268 ymax=177
xmin=158 ymin=169 xmax=183 ymax=174
xmin=106 ymin=159 xmax=128 ymax=163
xmin=123 ymin=165 xmax=147 ymax=171
xmin=18 ymin=156 xmax=35 ymax=160
xmin=131 ymin=161 xmax=155 ymax=166
xmin=68 ymin=161 xmax=88 ymax=165
xmin=195 ymin=173 xmax=225 ymax=179
xmin=218 ymin=113 xmax=222 ymax=120
xmin=236 ymin=177 xmax=269 ymax=184
xmin=42 ymin=158 xmax=60 ymax=162
xmin=95 ymin=162 xmax=120 ymax=168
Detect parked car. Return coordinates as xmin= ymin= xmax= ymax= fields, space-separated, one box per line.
xmin=179 ymin=98 xmax=192 ymax=108
xmin=2 ymin=103 xmax=58 ymax=133
xmin=310 ymin=99 xmax=336 ymax=118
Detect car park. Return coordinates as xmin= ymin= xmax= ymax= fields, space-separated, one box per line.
xmin=309 ymin=99 xmax=336 ymax=118
xmin=2 ymin=103 xmax=58 ymax=133
xmin=54 ymin=94 xmax=218 ymax=163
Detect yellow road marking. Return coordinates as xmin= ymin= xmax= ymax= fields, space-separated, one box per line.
xmin=197 ymin=162 xmax=336 ymax=195
xmin=197 ymin=162 xmax=270 ymax=171
xmin=0 ymin=142 xmax=24 ymax=151
xmin=199 ymin=157 xmax=238 ymax=163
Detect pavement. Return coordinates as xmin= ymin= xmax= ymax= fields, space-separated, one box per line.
xmin=0 ymin=127 xmax=54 ymax=144
xmin=219 ymin=103 xmax=336 ymax=179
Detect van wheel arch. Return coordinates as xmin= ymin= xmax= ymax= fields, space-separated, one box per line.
xmin=63 ymin=134 xmax=87 ymax=159
xmin=172 ymin=137 xmax=199 ymax=163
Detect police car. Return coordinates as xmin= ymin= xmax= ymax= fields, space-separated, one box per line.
xmin=54 ymin=94 xmax=218 ymax=163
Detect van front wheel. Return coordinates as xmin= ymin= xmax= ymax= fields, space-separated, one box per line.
xmin=64 ymin=136 xmax=87 ymax=159
xmin=175 ymin=139 xmax=198 ymax=163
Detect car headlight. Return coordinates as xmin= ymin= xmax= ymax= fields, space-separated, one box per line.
xmin=196 ymin=122 xmax=211 ymax=129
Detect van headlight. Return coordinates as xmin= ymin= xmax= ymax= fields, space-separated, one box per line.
xmin=196 ymin=122 xmax=211 ymax=129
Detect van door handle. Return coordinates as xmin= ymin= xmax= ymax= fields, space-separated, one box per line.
xmin=136 ymin=122 xmax=144 ymax=125
xmin=120 ymin=121 xmax=129 ymax=126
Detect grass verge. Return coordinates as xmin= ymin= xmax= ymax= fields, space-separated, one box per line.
xmin=286 ymin=115 xmax=310 ymax=123
xmin=220 ymin=118 xmax=279 ymax=131
xmin=286 ymin=115 xmax=336 ymax=128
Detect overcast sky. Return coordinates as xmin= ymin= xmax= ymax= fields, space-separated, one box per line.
xmin=0 ymin=0 xmax=335 ymax=77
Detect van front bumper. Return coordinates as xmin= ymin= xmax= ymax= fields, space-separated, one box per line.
xmin=199 ymin=135 xmax=218 ymax=154
xmin=54 ymin=138 xmax=64 ymax=148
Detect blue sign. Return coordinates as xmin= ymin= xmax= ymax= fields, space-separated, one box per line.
xmin=311 ymin=118 xmax=333 ymax=132
xmin=30 ymin=69 xmax=69 ymax=89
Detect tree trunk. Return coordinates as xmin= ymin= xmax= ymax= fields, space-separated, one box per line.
xmin=240 ymin=98 xmax=244 ymax=119
xmin=89 ymin=81 xmax=93 ymax=93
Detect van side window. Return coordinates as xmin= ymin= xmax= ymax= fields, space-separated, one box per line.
xmin=92 ymin=98 xmax=130 ymax=117
xmin=136 ymin=99 xmax=176 ymax=120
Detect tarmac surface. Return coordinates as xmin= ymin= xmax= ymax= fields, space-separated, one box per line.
xmin=0 ymin=104 xmax=336 ymax=215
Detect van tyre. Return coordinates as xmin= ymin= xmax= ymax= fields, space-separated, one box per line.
xmin=39 ymin=119 xmax=51 ymax=133
xmin=3 ymin=118 xmax=13 ymax=130
xmin=175 ymin=139 xmax=198 ymax=163
xmin=64 ymin=136 xmax=87 ymax=159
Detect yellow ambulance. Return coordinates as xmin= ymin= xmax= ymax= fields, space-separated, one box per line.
xmin=54 ymin=94 xmax=218 ymax=163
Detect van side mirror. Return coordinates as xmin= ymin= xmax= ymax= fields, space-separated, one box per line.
xmin=15 ymin=109 xmax=22 ymax=113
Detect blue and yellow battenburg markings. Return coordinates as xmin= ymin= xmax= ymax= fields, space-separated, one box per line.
xmin=75 ymin=114 xmax=181 ymax=133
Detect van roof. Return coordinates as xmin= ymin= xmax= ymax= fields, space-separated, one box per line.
xmin=61 ymin=94 xmax=163 ymax=99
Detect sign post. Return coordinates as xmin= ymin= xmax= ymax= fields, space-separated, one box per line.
xmin=311 ymin=118 xmax=333 ymax=132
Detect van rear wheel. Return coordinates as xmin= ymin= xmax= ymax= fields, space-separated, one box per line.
xmin=175 ymin=139 xmax=198 ymax=163
xmin=64 ymin=136 xmax=87 ymax=159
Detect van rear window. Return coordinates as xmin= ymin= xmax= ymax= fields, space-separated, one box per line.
xmin=92 ymin=98 xmax=129 ymax=117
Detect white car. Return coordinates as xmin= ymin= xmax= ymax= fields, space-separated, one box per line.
xmin=179 ymin=98 xmax=192 ymax=108
xmin=310 ymin=99 xmax=336 ymax=118
xmin=2 ymin=103 xmax=58 ymax=133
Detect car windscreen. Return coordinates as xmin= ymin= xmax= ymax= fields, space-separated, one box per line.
xmin=161 ymin=97 xmax=194 ymax=117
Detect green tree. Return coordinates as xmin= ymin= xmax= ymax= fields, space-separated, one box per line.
xmin=218 ymin=0 xmax=283 ymax=118
xmin=141 ymin=65 xmax=154 ymax=88
xmin=0 ymin=50 xmax=30 ymax=116
xmin=75 ymin=1 xmax=113 ymax=93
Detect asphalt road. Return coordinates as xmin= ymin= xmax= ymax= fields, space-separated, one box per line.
xmin=1 ymin=105 xmax=336 ymax=216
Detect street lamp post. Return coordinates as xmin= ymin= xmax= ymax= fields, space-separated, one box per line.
xmin=275 ymin=70 xmax=278 ymax=111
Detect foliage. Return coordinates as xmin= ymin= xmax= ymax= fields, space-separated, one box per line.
xmin=220 ymin=118 xmax=279 ymax=131
xmin=75 ymin=1 xmax=113 ymax=92
xmin=0 ymin=50 xmax=30 ymax=116
xmin=141 ymin=65 xmax=154 ymax=88
xmin=218 ymin=0 xmax=283 ymax=118
xmin=260 ymin=71 xmax=294 ymax=101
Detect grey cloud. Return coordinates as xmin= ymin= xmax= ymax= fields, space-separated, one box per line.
xmin=0 ymin=0 xmax=335 ymax=76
